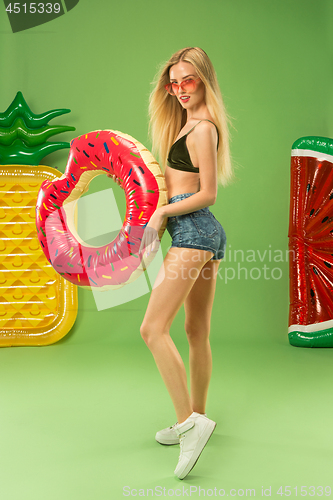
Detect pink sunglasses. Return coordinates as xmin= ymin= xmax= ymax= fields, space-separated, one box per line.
xmin=165 ymin=78 xmax=201 ymax=96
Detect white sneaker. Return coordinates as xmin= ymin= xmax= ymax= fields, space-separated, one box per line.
xmin=155 ymin=414 xmax=207 ymax=446
xmin=174 ymin=412 xmax=216 ymax=479
xmin=155 ymin=422 xmax=179 ymax=445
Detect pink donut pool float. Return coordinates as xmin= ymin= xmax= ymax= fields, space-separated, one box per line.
xmin=36 ymin=130 xmax=168 ymax=291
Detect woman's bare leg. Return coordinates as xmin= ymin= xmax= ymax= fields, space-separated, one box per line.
xmin=184 ymin=259 xmax=221 ymax=414
xmin=140 ymin=247 xmax=214 ymax=424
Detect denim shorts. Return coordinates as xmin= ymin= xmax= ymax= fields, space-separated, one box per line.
xmin=166 ymin=192 xmax=227 ymax=261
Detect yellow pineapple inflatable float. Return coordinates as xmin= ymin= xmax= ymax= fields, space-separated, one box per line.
xmin=0 ymin=92 xmax=78 ymax=346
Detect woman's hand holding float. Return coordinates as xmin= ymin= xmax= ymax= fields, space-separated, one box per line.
xmin=139 ymin=208 xmax=164 ymax=258
xmin=106 ymin=170 xmax=163 ymax=258
xmin=106 ymin=171 xmax=124 ymax=189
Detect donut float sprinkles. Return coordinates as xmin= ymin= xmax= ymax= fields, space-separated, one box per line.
xmin=35 ymin=130 xmax=168 ymax=291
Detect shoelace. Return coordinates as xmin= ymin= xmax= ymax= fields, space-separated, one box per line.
xmin=177 ymin=433 xmax=187 ymax=463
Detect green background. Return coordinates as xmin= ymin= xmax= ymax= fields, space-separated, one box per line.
xmin=1 ymin=0 xmax=333 ymax=498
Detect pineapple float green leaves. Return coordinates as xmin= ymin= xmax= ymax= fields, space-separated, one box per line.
xmin=0 ymin=91 xmax=74 ymax=164
xmin=0 ymin=91 xmax=78 ymax=346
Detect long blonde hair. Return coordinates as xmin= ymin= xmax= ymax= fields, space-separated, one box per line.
xmin=148 ymin=47 xmax=234 ymax=187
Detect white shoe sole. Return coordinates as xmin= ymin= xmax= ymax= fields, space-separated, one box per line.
xmin=176 ymin=420 xmax=216 ymax=480
xmin=155 ymin=437 xmax=179 ymax=445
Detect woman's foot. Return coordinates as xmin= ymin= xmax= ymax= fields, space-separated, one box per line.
xmin=155 ymin=413 xmax=207 ymax=445
xmin=155 ymin=422 xmax=179 ymax=445
xmin=174 ymin=412 xmax=216 ymax=479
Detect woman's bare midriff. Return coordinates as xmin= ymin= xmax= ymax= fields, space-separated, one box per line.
xmin=165 ymin=165 xmax=200 ymax=199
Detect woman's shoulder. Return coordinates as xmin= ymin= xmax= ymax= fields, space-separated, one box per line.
xmin=188 ymin=119 xmax=218 ymax=147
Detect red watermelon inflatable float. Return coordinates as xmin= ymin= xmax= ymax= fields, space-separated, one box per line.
xmin=288 ymin=136 xmax=333 ymax=347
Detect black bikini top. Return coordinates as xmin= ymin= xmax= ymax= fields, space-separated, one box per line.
xmin=167 ymin=119 xmax=219 ymax=173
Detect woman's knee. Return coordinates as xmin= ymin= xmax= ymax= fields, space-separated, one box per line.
xmin=184 ymin=321 xmax=210 ymax=344
xmin=140 ymin=321 xmax=169 ymax=349
xmin=140 ymin=322 xmax=150 ymax=346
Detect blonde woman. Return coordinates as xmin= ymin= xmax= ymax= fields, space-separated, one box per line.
xmin=111 ymin=47 xmax=232 ymax=479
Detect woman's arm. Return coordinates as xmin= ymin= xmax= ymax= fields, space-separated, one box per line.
xmin=138 ymin=122 xmax=218 ymax=256
xmin=160 ymin=121 xmax=218 ymax=218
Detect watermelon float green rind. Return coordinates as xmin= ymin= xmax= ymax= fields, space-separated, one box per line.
xmin=288 ymin=136 xmax=333 ymax=347
xmin=289 ymin=324 xmax=333 ymax=348
xmin=292 ymin=136 xmax=333 ymax=156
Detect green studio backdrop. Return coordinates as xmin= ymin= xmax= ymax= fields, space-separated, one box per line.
xmin=0 ymin=0 xmax=332 ymax=498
